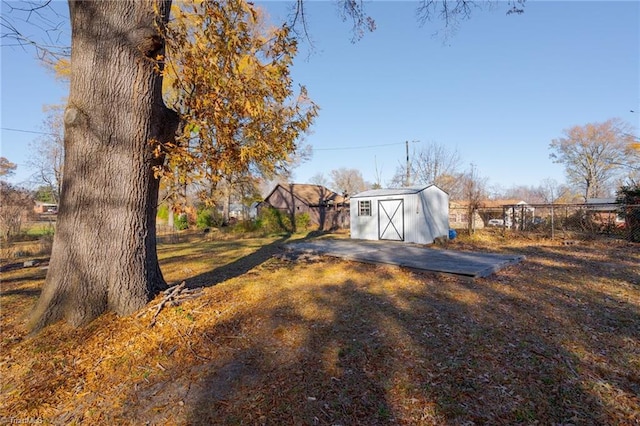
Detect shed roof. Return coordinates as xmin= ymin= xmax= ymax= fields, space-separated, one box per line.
xmin=350 ymin=185 xmax=440 ymax=199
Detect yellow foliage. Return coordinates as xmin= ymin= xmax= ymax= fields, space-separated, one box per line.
xmin=53 ymin=58 xmax=71 ymax=80
xmin=49 ymin=0 xmax=317 ymax=204
xmin=158 ymin=0 xmax=318 ymax=195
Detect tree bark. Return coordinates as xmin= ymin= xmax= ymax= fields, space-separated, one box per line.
xmin=30 ymin=0 xmax=178 ymax=330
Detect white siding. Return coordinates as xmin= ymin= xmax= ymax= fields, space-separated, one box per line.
xmin=350 ymin=185 xmax=449 ymax=244
xmin=411 ymin=185 xmax=449 ymax=244
xmin=350 ymin=198 xmax=379 ymax=240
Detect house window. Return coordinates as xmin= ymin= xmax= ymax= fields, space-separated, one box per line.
xmin=358 ymin=200 xmax=371 ymax=216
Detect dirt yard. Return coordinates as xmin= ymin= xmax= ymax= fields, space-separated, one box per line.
xmin=1 ymin=231 xmax=638 ymax=425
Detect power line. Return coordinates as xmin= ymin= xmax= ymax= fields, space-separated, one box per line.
xmin=1 ymin=127 xmax=58 ymax=136
xmin=1 ymin=128 xmax=428 ymax=152
xmin=314 ymin=141 xmax=415 ymax=151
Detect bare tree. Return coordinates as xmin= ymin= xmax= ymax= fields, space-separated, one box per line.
xmin=0 ymin=160 xmax=32 ymax=241
xmin=538 ymin=178 xmax=576 ymax=204
xmin=308 ymin=172 xmax=329 ymax=187
xmin=27 ymin=105 xmax=65 ymax=203
xmin=208 ymin=173 xmax=261 ymax=223
xmin=501 ymin=184 xmax=544 ymax=203
xmin=549 ymin=118 xmax=634 ymax=201
xmin=462 ymin=163 xmax=487 ymax=234
xmin=416 ymin=0 xmax=525 ymax=27
xmin=390 ymin=142 xmax=462 ymax=194
xmin=329 ymin=167 xmax=367 ymax=196
xmin=290 ymin=0 xmax=526 ymax=44
xmin=372 ymin=156 xmax=384 ymax=189
xmin=539 ymin=178 xmax=558 ymax=203
xmin=413 ymin=142 xmax=462 ymax=191
xmin=0 ymin=182 xmax=33 ymax=242
xmin=1 ymin=0 xmax=70 ymax=67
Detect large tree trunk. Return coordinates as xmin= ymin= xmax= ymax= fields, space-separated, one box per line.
xmin=30 ymin=0 xmax=177 ymax=330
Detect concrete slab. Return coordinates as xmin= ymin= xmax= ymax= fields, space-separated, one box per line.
xmin=286 ymin=239 xmax=525 ymax=278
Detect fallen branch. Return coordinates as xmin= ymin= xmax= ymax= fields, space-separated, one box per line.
xmin=142 ymin=281 xmax=203 ymax=327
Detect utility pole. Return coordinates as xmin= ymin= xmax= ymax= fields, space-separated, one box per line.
xmin=405 ymin=140 xmax=410 ymax=187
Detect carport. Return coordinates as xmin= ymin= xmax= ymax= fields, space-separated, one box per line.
xmin=286 ymin=239 xmax=525 ymax=278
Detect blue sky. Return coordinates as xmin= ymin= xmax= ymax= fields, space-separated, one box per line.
xmin=1 ymin=1 xmax=638 ymax=192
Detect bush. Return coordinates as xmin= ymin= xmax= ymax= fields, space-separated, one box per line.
xmin=223 ymin=208 xmax=313 ymax=235
xmin=617 ymin=185 xmax=640 ymax=242
xmin=157 ymin=204 xmax=169 ymax=221
xmin=229 ymin=219 xmax=261 ymax=234
xmin=175 ymin=213 xmax=189 ymax=231
xmin=257 ymin=207 xmax=292 ymax=234
xmin=0 ymin=182 xmax=33 ymax=242
xmin=295 ymin=212 xmax=311 ymax=231
xmin=196 ymin=208 xmax=223 ymax=229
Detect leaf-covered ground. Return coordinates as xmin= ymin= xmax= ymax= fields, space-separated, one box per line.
xmin=1 ymin=231 xmax=639 ymax=425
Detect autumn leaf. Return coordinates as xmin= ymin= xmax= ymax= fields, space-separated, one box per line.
xmin=160 ymin=0 xmax=317 ymax=206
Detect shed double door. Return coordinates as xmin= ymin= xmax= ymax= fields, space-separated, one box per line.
xmin=378 ymin=199 xmax=404 ymax=241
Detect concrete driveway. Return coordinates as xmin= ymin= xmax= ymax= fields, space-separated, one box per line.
xmin=285 ymin=238 xmax=525 ymax=278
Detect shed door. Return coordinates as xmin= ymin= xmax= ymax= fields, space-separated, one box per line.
xmin=378 ymin=199 xmax=404 ymax=241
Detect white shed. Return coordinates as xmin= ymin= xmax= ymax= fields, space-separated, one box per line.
xmin=350 ymin=185 xmax=449 ymax=244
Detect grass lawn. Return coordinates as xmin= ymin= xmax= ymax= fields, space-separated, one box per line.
xmin=1 ymin=231 xmax=639 ymax=425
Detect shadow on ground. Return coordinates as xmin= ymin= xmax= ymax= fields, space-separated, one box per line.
xmin=115 ymin=240 xmax=640 ymax=425
xmin=181 ymin=232 xmax=331 ymax=289
xmin=182 ymin=236 xmax=289 ymax=289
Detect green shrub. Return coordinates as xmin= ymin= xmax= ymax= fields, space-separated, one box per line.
xmin=224 ymin=208 xmax=312 ymax=235
xmin=295 ymin=212 xmax=311 ymax=231
xmin=257 ymin=207 xmax=292 ymax=234
xmin=24 ymin=223 xmax=55 ymax=239
xmin=617 ymin=184 xmax=640 ymax=242
xmin=157 ymin=204 xmax=169 ymax=221
xmin=175 ymin=214 xmax=189 ymax=231
xmin=196 ymin=208 xmax=221 ymax=229
xmin=230 ymin=219 xmax=261 ymax=234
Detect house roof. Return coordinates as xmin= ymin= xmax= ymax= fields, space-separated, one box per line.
xmin=586 ymin=198 xmax=619 ymax=212
xmin=265 ymin=183 xmax=347 ymax=206
xmin=586 ymin=198 xmax=617 ymax=204
xmin=481 ymin=199 xmax=528 ymax=208
xmin=449 ymin=199 xmax=528 ymax=209
xmin=350 ymin=185 xmax=443 ymax=199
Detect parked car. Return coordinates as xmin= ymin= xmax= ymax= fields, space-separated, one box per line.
xmin=487 ymin=219 xmax=504 ymax=227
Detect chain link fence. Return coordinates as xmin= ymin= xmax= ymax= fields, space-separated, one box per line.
xmin=477 ymin=203 xmax=640 ymax=242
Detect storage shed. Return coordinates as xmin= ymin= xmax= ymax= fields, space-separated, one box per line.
xmin=350 ymin=185 xmax=449 ymax=244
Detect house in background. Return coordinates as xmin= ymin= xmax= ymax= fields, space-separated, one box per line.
xmin=260 ymin=183 xmax=349 ymax=230
xmin=586 ymin=198 xmax=624 ymax=227
xmin=227 ymin=203 xmax=245 ymax=219
xmin=33 ymin=201 xmax=58 ymax=214
xmin=448 ymin=201 xmax=485 ymax=230
xmin=350 ymin=185 xmax=449 ymax=244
